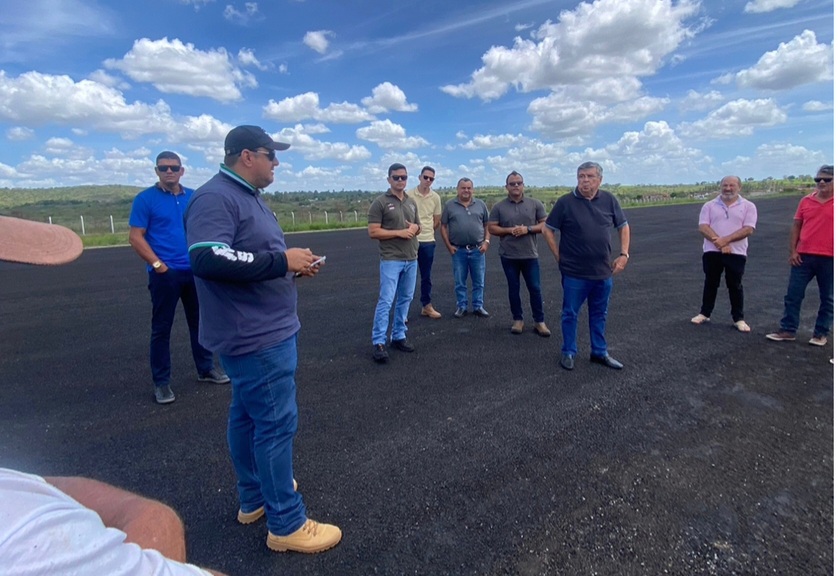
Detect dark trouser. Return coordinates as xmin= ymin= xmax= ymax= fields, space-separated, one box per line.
xmin=700 ymin=252 xmax=747 ymax=322
xmin=148 ymin=269 xmax=214 ymax=386
xmin=780 ymin=254 xmax=834 ymax=337
xmin=500 ymin=256 xmax=544 ymax=322
xmin=417 ymin=241 xmax=436 ymax=306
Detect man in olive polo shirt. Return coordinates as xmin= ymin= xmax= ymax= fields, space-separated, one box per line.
xmin=368 ymin=163 xmax=421 ymax=363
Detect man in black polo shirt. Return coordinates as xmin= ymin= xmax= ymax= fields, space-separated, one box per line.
xmin=543 ymin=162 xmax=631 ymax=371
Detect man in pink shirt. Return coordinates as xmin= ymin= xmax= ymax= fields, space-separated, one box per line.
xmin=691 ymin=176 xmax=757 ymax=332
xmin=767 ymin=165 xmax=834 ymax=346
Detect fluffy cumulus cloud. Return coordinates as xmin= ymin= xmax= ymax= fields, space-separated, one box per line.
xmin=0 ymin=71 xmax=175 ymax=137
xmin=678 ymin=98 xmax=787 ymax=139
xmin=224 ymin=2 xmax=261 ymax=24
xmin=356 ymin=120 xmax=429 ymax=149
xmin=237 ymin=48 xmax=268 ymax=70
xmin=104 ymin=38 xmax=257 ymax=103
xmin=7 ymin=126 xmax=34 ymax=140
xmin=731 ymin=31 xmax=833 ymax=90
xmin=802 ymin=100 xmax=833 ymax=112
xmin=361 ymin=83 xmax=418 ymax=114
xmin=743 ymin=0 xmax=802 ymax=13
xmin=722 ymin=143 xmax=828 ymax=177
xmin=441 ymin=0 xmax=700 ymax=101
xmin=276 ymin=124 xmax=371 ymax=162
xmin=461 ymin=133 xmax=528 ymax=150
xmin=263 ymin=92 xmax=374 ymax=123
xmin=303 ymin=30 xmax=334 ymax=54
xmin=680 ymin=89 xmax=725 ymax=112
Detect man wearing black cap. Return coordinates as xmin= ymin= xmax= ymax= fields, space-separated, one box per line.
xmin=185 ymin=125 xmax=341 ymax=554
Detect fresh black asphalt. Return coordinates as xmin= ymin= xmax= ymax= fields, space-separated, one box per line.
xmin=0 ymin=196 xmax=832 ymax=575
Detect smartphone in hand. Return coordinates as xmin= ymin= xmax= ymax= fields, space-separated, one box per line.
xmin=295 ymin=256 xmax=326 ymax=277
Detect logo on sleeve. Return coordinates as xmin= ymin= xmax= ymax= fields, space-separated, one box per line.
xmin=212 ymin=246 xmax=255 ymax=263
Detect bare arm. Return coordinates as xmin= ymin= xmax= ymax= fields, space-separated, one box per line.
xmin=367 ymin=223 xmax=418 ymax=241
xmin=789 ymin=219 xmax=803 ymax=266
xmin=44 ymin=476 xmax=227 ymax=575
xmin=440 ymin=223 xmax=456 ymax=254
xmin=128 ymin=227 xmax=168 ymax=273
xmin=611 ymin=224 xmax=631 ymax=274
xmin=432 ymin=214 xmax=441 ymax=231
xmin=542 ymin=226 xmax=559 ymax=261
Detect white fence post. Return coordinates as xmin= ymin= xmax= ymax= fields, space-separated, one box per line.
xmin=291 ymin=212 xmax=295 ymax=227
xmin=324 ymin=211 xmax=328 ymax=225
xmin=80 ymin=216 xmax=86 ymax=236
xmin=109 ymin=215 xmax=115 ymax=234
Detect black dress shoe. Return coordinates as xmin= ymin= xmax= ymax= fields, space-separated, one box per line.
xmin=590 ymin=354 xmax=623 ymax=370
xmin=390 ymin=338 xmax=415 ymax=353
xmin=454 ymin=307 xmax=467 ymax=318
xmin=473 ymin=307 xmax=490 ymax=318
xmin=560 ymin=354 xmax=574 ymax=370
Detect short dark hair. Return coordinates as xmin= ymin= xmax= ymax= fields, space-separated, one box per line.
xmin=817 ymin=165 xmax=834 ymax=176
xmin=224 ymin=153 xmax=241 ymax=167
xmin=156 ymin=151 xmax=181 ymax=164
xmin=506 ymin=171 xmax=522 ymax=185
xmin=388 ymin=163 xmax=407 ymax=177
xmin=457 ymin=177 xmax=473 ymax=187
xmin=420 ymin=166 xmax=435 ymax=175
xmin=577 ymin=161 xmax=602 ymax=178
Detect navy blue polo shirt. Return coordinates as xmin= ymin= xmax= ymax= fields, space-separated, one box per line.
xmin=129 ymin=184 xmax=194 ymax=270
xmin=185 ymin=166 xmax=300 ymax=356
xmin=545 ymin=188 xmax=627 ymax=280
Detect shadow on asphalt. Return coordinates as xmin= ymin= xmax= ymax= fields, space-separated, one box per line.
xmin=0 ymin=196 xmax=832 ymax=575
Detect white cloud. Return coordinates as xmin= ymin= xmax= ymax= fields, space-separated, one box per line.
xmin=0 ymin=71 xmax=175 ymax=137
xmin=238 ymin=48 xmax=268 ymax=70
xmin=743 ymin=0 xmax=802 ymax=14
xmin=180 ymin=0 xmax=216 ymax=9
xmin=731 ymin=31 xmax=833 ymax=90
xmin=722 ymin=143 xmax=828 ymax=178
xmin=104 ymin=37 xmax=257 ymax=103
xmin=224 ymin=2 xmax=261 ymax=24
xmin=515 ymin=22 xmax=534 ymax=32
xmin=303 ymin=30 xmax=334 ymax=54
xmin=680 ymin=89 xmax=725 ymax=112
xmin=462 ymin=133 xmax=528 ymax=150
xmin=87 ymin=69 xmax=130 ymax=90
xmin=7 ymin=127 xmax=34 ymax=141
xmin=278 ymin=63 xmax=289 ymax=74
xmin=678 ymin=98 xmax=787 ymax=139
xmin=276 ymin=124 xmax=372 ymax=162
xmin=441 ymin=0 xmax=700 ymax=101
xmin=361 ymin=83 xmax=418 ymax=113
xmin=263 ymin=92 xmax=374 ymax=123
xmin=356 ymin=120 xmax=429 ymax=149
xmin=802 ymin=100 xmax=833 ymax=112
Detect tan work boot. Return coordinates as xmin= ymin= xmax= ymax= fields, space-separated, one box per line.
xmin=534 ymin=322 xmax=552 ymax=337
xmin=421 ymin=304 xmax=442 ymax=319
xmin=237 ymin=479 xmax=298 ymax=524
xmin=267 ymin=518 xmax=342 ymax=553
xmin=510 ymin=320 xmax=524 ymax=334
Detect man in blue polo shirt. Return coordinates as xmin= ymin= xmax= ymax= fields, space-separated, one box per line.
xmin=129 ymin=151 xmax=229 ymax=405
xmin=543 ymin=162 xmax=631 ymax=371
xmin=184 ymin=125 xmax=341 ymax=555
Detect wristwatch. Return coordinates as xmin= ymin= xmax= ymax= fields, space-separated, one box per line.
xmin=619 ymin=253 xmax=629 ymax=259
xmin=526 ymin=226 xmax=532 ymax=234
xmin=152 ymin=260 xmax=163 ymax=270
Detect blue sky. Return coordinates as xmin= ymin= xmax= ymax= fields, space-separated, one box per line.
xmin=0 ymin=0 xmax=833 ymax=191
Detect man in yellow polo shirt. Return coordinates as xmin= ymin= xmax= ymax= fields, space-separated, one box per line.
xmin=407 ymin=165 xmax=443 ymax=319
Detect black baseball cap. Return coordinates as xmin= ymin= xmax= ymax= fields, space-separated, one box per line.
xmin=224 ymin=125 xmax=290 ymax=155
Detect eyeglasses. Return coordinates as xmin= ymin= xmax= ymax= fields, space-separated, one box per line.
xmin=422 ymin=175 xmax=435 ymax=182
xmin=251 ymin=149 xmax=276 ymax=161
xmin=507 ymin=181 xmax=523 ymax=187
xmin=156 ymin=165 xmax=182 ymax=172
xmin=390 ymin=175 xmax=408 ymax=181
xmin=814 ymin=177 xmax=833 ymax=183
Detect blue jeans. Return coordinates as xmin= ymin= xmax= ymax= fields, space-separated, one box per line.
xmin=219 ymin=335 xmax=307 ymax=536
xmin=417 ymin=242 xmax=436 ymax=306
xmin=501 ymin=257 xmax=544 ymax=322
xmin=452 ymin=247 xmax=486 ymax=310
xmin=780 ymin=254 xmax=833 ymax=337
xmin=561 ymin=274 xmax=613 ymax=357
xmin=372 ymin=260 xmax=417 ymax=345
xmin=147 ymin=269 xmax=214 ymax=386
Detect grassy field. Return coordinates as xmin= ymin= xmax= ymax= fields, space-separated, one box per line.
xmin=0 ymin=178 xmax=814 ymax=247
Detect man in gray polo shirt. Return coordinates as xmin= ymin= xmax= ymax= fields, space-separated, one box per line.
xmin=440 ymin=177 xmax=491 ymax=318
xmin=488 ymin=171 xmax=550 ymax=336
xmin=368 ymin=163 xmax=421 ymax=363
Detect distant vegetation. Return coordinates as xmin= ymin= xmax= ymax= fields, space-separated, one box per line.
xmin=0 ymin=176 xmax=817 ymax=247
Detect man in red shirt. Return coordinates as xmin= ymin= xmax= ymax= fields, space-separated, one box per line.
xmin=766 ymin=165 xmax=834 ymax=346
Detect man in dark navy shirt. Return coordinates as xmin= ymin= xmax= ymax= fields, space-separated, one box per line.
xmin=184 ymin=125 xmax=341 ymax=555
xmin=543 ymin=162 xmax=631 ymax=371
